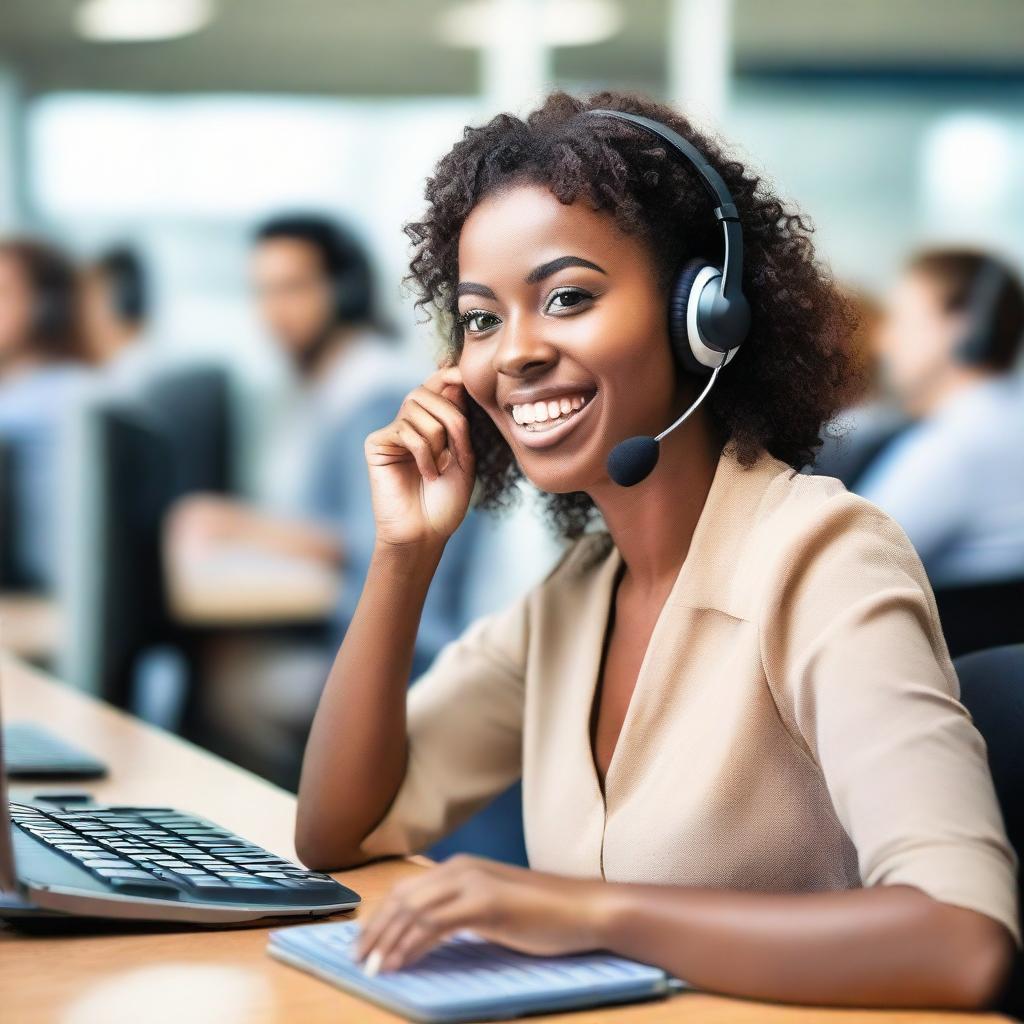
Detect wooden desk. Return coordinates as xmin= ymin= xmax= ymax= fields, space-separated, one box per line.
xmin=0 ymin=595 xmax=61 ymax=661
xmin=165 ymin=547 xmax=341 ymax=627
xmin=0 ymin=657 xmax=1011 ymax=1024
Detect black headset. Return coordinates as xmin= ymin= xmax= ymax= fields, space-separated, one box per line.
xmin=98 ymin=247 xmax=148 ymax=324
xmin=30 ymin=255 xmax=76 ymax=345
xmin=582 ymin=109 xmax=752 ymax=485
xmin=956 ymin=256 xmax=1007 ymax=367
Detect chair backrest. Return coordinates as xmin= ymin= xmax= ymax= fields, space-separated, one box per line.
xmin=936 ymin=578 xmax=1024 ymax=659
xmin=143 ymin=366 xmax=233 ymax=495
xmin=62 ymin=402 xmax=177 ymax=704
xmin=0 ymin=438 xmax=15 ymax=588
xmin=813 ymin=413 xmax=911 ymax=490
xmin=954 ymin=644 xmax=1024 ymax=1013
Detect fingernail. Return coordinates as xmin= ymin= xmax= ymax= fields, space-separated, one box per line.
xmin=438 ymin=449 xmax=452 ymax=473
xmin=363 ymin=949 xmax=383 ymax=977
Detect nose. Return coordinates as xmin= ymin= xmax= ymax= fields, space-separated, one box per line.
xmin=493 ymin=312 xmax=558 ymax=379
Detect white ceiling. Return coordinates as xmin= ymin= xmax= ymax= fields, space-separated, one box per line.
xmin=0 ymin=0 xmax=1021 ymax=96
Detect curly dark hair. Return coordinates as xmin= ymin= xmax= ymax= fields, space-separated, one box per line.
xmin=401 ymin=89 xmax=862 ymax=539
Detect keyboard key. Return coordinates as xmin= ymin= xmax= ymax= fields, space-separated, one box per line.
xmin=106 ymin=876 xmax=181 ymax=898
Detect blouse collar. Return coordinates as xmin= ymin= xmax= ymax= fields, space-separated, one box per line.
xmin=594 ymin=445 xmax=796 ymax=624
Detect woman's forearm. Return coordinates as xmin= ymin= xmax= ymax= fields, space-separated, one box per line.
xmin=592 ymin=882 xmax=1014 ymax=1009
xmin=295 ymin=540 xmax=445 ymax=869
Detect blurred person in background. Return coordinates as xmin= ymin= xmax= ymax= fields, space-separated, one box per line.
xmin=168 ymin=213 xmax=481 ymax=786
xmin=812 ymin=285 xmax=911 ymax=488
xmin=170 ymin=214 xmax=409 ymax=567
xmin=0 ymin=238 xmax=91 ymax=590
xmin=854 ymin=248 xmax=1024 ymax=587
xmin=79 ymin=244 xmax=154 ymax=395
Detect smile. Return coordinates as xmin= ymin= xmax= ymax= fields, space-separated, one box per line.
xmin=505 ymin=391 xmax=597 ymax=449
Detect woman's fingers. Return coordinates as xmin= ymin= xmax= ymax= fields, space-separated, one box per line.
xmin=356 ymin=877 xmax=460 ymax=970
xmin=356 ymin=857 xmax=508 ymax=974
xmin=355 ymin=873 xmax=443 ymax=958
xmin=405 ymin=389 xmax=474 ymax=472
xmin=382 ymin=896 xmax=484 ymax=972
xmin=423 ymin=363 xmax=464 ymax=394
xmin=392 ymin=419 xmax=440 ymax=481
xmin=399 ymin=399 xmax=449 ymax=463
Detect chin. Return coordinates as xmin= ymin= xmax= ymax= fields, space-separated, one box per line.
xmin=513 ymin=452 xmax=607 ymax=497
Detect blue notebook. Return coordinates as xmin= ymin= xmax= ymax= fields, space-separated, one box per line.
xmin=267 ymin=919 xmax=686 ymax=1023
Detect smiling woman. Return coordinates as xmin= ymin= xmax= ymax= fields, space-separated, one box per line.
xmin=404 ymin=90 xmax=859 ymax=537
xmin=296 ymin=89 xmax=1020 ymax=1011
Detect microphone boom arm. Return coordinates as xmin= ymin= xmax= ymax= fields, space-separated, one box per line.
xmin=654 ymin=352 xmax=728 ymax=443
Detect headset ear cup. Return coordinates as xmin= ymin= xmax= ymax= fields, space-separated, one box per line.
xmin=669 ymin=259 xmax=714 ymax=375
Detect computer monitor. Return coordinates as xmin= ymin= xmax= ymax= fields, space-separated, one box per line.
xmin=0 ymin=662 xmax=23 ymax=895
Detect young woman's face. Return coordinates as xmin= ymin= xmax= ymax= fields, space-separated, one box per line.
xmin=456 ymin=183 xmax=682 ymax=495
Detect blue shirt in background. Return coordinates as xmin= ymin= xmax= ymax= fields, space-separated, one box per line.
xmin=0 ymin=363 xmax=91 ymax=589
xmin=855 ymin=374 xmax=1024 ymax=588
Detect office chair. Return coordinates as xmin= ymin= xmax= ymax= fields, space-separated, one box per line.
xmin=0 ymin=438 xmax=15 ymax=588
xmin=0 ymin=437 xmax=46 ymax=594
xmin=63 ymin=402 xmax=178 ymax=705
xmin=954 ymin=644 xmax=1024 ymax=1017
xmin=812 ymin=409 xmax=910 ymax=490
xmin=936 ymin=578 xmax=1024 ymax=659
xmin=143 ymin=366 xmax=233 ymax=495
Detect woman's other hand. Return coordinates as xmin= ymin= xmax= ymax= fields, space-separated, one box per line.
xmin=364 ymin=364 xmax=476 ymax=549
xmin=353 ymin=855 xmax=608 ymax=974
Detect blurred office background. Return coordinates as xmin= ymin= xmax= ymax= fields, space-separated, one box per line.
xmin=1 ymin=0 xmax=1023 ymax=860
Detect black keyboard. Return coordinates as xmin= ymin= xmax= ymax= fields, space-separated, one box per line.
xmin=10 ymin=802 xmax=345 ymax=904
xmin=4 ymin=724 xmax=107 ymax=778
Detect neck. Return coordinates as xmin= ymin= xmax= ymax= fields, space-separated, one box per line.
xmin=907 ymin=364 xmax=993 ymax=417
xmin=100 ymin=326 xmax=140 ymax=364
xmin=0 ymin=349 xmax=46 ymax=382
xmin=301 ymin=324 xmax=359 ymax=380
xmin=589 ymin=405 xmax=723 ymax=593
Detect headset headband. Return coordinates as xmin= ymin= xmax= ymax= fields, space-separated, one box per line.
xmin=582 ymin=108 xmax=745 ymax=301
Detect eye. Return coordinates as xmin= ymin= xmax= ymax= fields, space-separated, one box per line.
xmin=456 ymin=309 xmax=502 ymax=335
xmin=545 ymin=287 xmax=593 ymax=315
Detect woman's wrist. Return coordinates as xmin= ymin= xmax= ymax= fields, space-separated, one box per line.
xmin=579 ymin=880 xmax=678 ymax=958
xmin=569 ymin=878 xmax=628 ymax=951
xmin=370 ymin=537 xmax=447 ymax=580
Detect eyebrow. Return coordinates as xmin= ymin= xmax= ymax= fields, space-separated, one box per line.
xmin=525 ymin=255 xmax=607 ymax=284
xmin=456 ymin=255 xmax=607 ymax=302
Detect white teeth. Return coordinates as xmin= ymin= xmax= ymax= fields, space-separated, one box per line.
xmin=509 ymin=392 xmax=593 ymax=432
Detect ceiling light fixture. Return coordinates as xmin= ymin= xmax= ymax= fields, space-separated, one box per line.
xmin=439 ymin=0 xmax=623 ymax=49
xmin=75 ymin=0 xmax=214 ymax=43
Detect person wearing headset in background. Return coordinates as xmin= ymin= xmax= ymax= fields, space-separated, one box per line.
xmin=296 ymin=91 xmax=1019 ymax=1009
xmin=79 ymin=244 xmax=155 ymax=396
xmin=853 ymin=249 xmax=1024 ymax=588
xmin=0 ymin=238 xmax=92 ymax=590
xmin=168 ymin=214 xmax=482 ymax=788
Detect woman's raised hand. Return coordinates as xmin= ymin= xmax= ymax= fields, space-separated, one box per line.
xmin=364 ymin=364 xmax=476 ymax=550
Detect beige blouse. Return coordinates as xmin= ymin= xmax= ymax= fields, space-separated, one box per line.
xmin=360 ymin=446 xmax=1020 ymax=945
